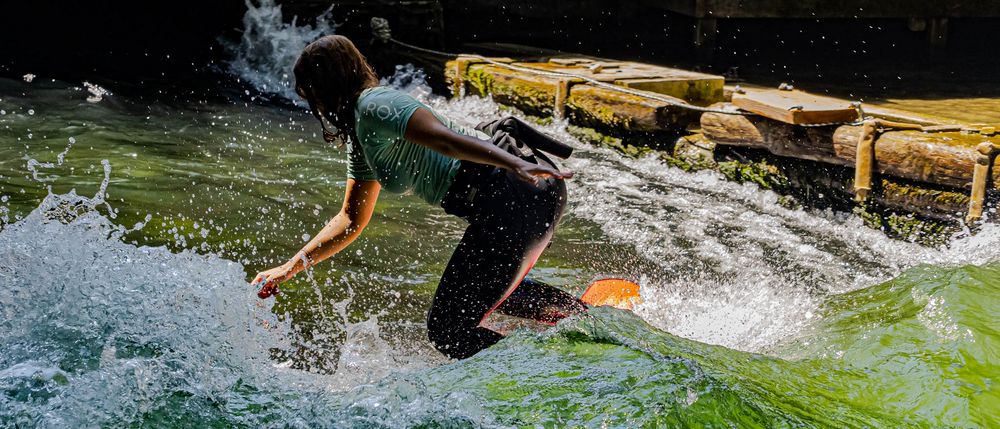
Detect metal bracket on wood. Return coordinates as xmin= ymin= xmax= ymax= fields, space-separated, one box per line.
xmin=854 ymin=119 xmax=924 ymax=203
xmin=853 ymin=120 xmax=880 ymax=202
xmin=553 ymin=78 xmax=581 ymax=120
xmin=450 ymin=56 xmax=480 ymax=98
xmin=966 ymin=142 xmax=1000 ymax=224
xmin=450 ymin=57 xmax=471 ymax=98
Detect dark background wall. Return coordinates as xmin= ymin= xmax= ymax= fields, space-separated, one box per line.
xmin=437 ymin=1 xmax=997 ymax=69
xmin=0 ymin=0 xmax=245 ymax=81
xmin=1 ymin=0 xmax=997 ymax=97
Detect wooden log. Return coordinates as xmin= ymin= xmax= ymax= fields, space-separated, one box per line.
xmin=831 ymin=126 xmax=989 ymax=190
xmin=701 ymin=108 xmax=845 ymax=164
xmin=701 ymin=106 xmax=1000 ymax=190
xmin=453 ymin=62 xmax=703 ymax=131
xmin=463 ymin=63 xmax=563 ymax=116
xmin=732 ymin=89 xmax=859 ymax=125
xmin=566 ymin=84 xmax=699 ymax=132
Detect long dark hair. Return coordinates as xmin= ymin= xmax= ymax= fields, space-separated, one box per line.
xmin=293 ymin=35 xmax=378 ymax=143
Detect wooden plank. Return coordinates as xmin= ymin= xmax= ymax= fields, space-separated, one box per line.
xmin=518 ymin=60 xmax=660 ymax=83
xmin=618 ymin=76 xmax=724 ymax=106
xmin=732 ymin=89 xmax=860 ymax=125
xmin=863 ymin=105 xmax=959 ymax=126
xmin=519 ymin=58 xmax=724 ymax=105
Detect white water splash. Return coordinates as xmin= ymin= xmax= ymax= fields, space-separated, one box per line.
xmin=83 ymin=82 xmax=110 ymax=103
xmin=0 ymin=206 xmax=494 ymax=425
xmin=381 ymin=63 xmax=431 ymax=97
xmin=226 ymin=0 xmax=336 ymax=101
xmin=0 ymin=165 xmax=460 ymax=427
xmin=23 ymin=137 xmax=116 ymax=219
xmin=0 ymin=195 xmax=8 ymax=226
xmin=416 ymin=92 xmax=1000 ymax=352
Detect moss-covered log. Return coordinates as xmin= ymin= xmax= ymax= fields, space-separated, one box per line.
xmin=710 ymin=146 xmax=968 ymax=243
xmin=701 ymin=107 xmax=1000 ymax=190
xmin=566 ymin=85 xmax=699 ymax=133
xmin=461 ymin=63 xmax=562 ymax=116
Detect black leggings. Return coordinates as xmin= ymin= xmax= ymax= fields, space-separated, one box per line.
xmin=429 ymin=161 xmax=586 ymax=359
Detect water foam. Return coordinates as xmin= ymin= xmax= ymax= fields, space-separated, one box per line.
xmin=0 ymin=190 xmax=283 ymax=424
xmin=0 ymin=150 xmax=470 ymax=426
xmin=0 ymin=189 xmax=501 ymax=427
xmin=417 ymin=92 xmax=1000 ymax=352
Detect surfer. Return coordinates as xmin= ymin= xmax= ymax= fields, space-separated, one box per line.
xmin=253 ymin=35 xmax=587 ymax=359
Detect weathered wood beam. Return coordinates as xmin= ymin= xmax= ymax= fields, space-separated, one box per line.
xmin=567 ymin=85 xmax=699 ymax=132
xmin=449 ymin=61 xmax=705 ymax=131
xmin=701 ymin=107 xmax=1000 ymax=190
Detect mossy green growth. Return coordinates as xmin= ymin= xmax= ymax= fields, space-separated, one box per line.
xmin=855 ymin=204 xmax=883 ymax=230
xmin=565 ymin=125 xmax=617 ymax=147
xmin=887 ymin=213 xmax=950 ymax=245
xmin=658 ymin=152 xmax=694 ymax=171
xmin=466 ymin=66 xmax=556 ymax=116
xmin=717 ymin=159 xmax=789 ymax=191
xmin=881 ymin=180 xmax=970 ymax=208
xmin=496 ymin=84 xmax=552 ymax=115
xmin=565 ymin=99 xmax=634 ymax=131
xmin=525 ymin=115 xmax=554 ymax=127
xmin=565 ymin=125 xmax=656 ymax=159
xmin=673 ymin=134 xmax=717 ymax=171
xmin=853 ymin=204 xmax=952 ymax=246
xmin=465 ymin=67 xmax=495 ymax=98
xmin=777 ymin=195 xmax=802 ymax=210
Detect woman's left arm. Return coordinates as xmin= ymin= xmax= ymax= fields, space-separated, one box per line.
xmin=404 ymin=108 xmax=573 ymax=184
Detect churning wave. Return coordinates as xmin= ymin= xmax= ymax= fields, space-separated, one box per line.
xmin=3 ymin=194 xmax=995 ymax=427
xmin=226 ymin=0 xmax=337 ymax=101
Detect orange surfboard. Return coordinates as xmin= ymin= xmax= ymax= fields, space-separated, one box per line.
xmin=580 ymin=278 xmax=642 ymax=311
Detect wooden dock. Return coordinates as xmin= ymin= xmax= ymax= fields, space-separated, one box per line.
xmin=448 ymin=56 xmax=724 ymax=132
xmin=445 ymin=54 xmax=1000 ymax=240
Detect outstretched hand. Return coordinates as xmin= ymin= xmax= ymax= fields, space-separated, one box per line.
xmin=513 ymin=162 xmax=573 ymax=187
xmin=253 ymin=262 xmax=295 ymax=299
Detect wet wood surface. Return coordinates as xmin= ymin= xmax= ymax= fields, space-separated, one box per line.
xmin=732 ymin=89 xmax=860 ymax=125
xmin=702 ymin=108 xmax=1000 ymax=189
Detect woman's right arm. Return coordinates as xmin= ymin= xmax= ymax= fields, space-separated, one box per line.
xmin=254 ymin=178 xmax=381 ymax=298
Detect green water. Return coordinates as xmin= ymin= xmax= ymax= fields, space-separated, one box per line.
xmin=0 ymin=77 xmax=654 ymax=374
xmin=1 ymin=76 xmax=997 ymax=427
xmin=424 ymin=263 xmax=1000 ymax=427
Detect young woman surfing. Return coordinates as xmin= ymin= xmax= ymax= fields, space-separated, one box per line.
xmin=253 ymin=35 xmax=586 ymax=359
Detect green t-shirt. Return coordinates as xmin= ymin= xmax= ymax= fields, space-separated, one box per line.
xmin=349 ymin=87 xmax=484 ymax=205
